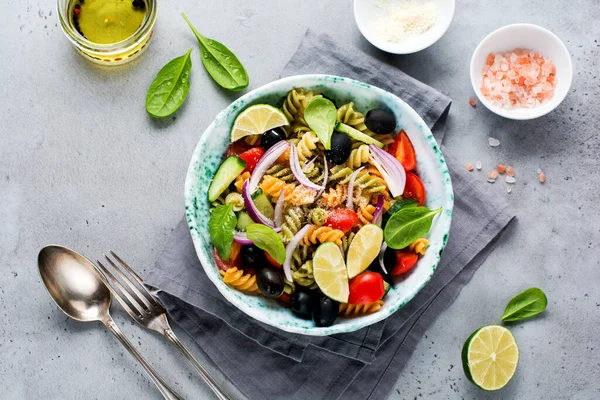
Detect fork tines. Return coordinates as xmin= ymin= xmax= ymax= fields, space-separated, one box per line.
xmin=96 ymin=251 xmax=161 ymax=321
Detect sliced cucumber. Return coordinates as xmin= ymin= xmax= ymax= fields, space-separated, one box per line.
xmin=208 ymin=156 xmax=246 ymax=202
xmin=236 ymin=212 xmax=253 ymax=231
xmin=252 ymin=191 xmax=274 ymax=219
xmin=335 ymin=122 xmax=384 ymax=148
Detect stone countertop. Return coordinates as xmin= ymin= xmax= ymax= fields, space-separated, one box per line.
xmin=1 ymin=0 xmax=599 ymax=399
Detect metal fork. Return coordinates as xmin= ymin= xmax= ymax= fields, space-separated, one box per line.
xmin=96 ymin=251 xmax=232 ymax=400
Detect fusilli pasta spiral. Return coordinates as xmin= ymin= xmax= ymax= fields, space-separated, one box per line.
xmin=408 ymin=238 xmax=429 ymax=257
xmin=234 ymin=172 xmax=251 ymax=193
xmin=347 ymin=144 xmax=370 ymax=168
xmin=355 ymin=170 xmax=387 ymax=193
xmin=225 ymin=192 xmax=244 ymax=212
xmin=292 ymin=260 xmax=315 ymax=287
xmin=281 ymin=207 xmax=304 ymax=242
xmin=244 ymin=134 xmax=262 ymax=146
xmin=220 ymin=268 xmax=260 ymax=295
xmin=259 ymin=175 xmax=296 ymax=199
xmin=296 ymin=131 xmax=319 ymax=162
xmin=308 ymin=207 xmax=328 ymax=226
xmin=339 ymin=300 xmax=384 ymax=316
xmin=303 ymin=226 xmax=344 ymax=246
xmin=266 ymin=164 xmax=294 ymax=183
xmin=329 ymin=165 xmax=354 ymax=184
xmin=357 ymin=204 xmax=376 ymax=228
xmin=318 ymin=184 xmax=347 ymax=208
xmin=341 ymin=231 xmax=355 ymax=253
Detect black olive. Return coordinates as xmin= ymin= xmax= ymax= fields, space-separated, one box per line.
xmin=241 ymin=245 xmax=265 ymax=267
xmin=256 ymin=265 xmax=284 ymax=298
xmin=261 ymin=127 xmax=286 ymax=150
xmin=290 ymin=290 xmax=316 ymax=319
xmin=313 ymin=293 xmax=339 ymax=327
xmin=365 ymin=108 xmax=396 ymax=134
xmin=368 ymin=251 xmax=394 ymax=285
xmin=325 ymin=132 xmax=352 ymax=165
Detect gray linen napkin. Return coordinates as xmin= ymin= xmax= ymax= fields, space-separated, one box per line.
xmin=146 ymin=30 xmax=515 ymax=400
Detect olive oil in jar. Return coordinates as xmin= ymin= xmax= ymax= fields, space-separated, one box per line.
xmin=71 ymin=0 xmax=148 ymax=44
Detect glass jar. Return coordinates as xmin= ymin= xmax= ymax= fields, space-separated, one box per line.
xmin=57 ymin=0 xmax=157 ymax=65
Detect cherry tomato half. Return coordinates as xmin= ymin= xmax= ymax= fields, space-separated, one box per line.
xmin=348 ymin=271 xmax=385 ymax=304
xmin=213 ymin=241 xmax=242 ymax=272
xmin=265 ymin=251 xmax=282 ymax=268
xmin=387 ymin=130 xmax=416 ymax=171
xmin=238 ymin=147 xmax=265 ymax=173
xmin=390 ymin=250 xmax=418 ymax=276
xmin=226 ymin=140 xmax=252 ymax=157
xmin=403 ymin=171 xmax=426 ymax=206
xmin=325 ymin=209 xmax=359 ymax=233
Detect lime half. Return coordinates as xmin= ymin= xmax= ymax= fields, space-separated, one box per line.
xmin=313 ymin=242 xmax=349 ymax=303
xmin=230 ymin=104 xmax=289 ymax=142
xmin=346 ymin=224 xmax=383 ymax=279
xmin=462 ymin=325 xmax=519 ymax=391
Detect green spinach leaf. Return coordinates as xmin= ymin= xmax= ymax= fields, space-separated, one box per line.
xmin=384 ymin=206 xmax=442 ymax=249
xmin=382 ymin=198 xmax=419 ymax=228
xmin=209 ymin=204 xmax=237 ymax=261
xmin=304 ymin=98 xmax=337 ymax=149
xmin=246 ymin=223 xmax=286 ymax=264
xmin=182 ymin=13 xmax=249 ymax=91
xmin=501 ymin=288 xmax=548 ymax=323
xmin=145 ymin=48 xmax=192 ymax=118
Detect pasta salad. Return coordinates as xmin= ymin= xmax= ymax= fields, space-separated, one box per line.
xmin=207 ymin=88 xmax=442 ymax=327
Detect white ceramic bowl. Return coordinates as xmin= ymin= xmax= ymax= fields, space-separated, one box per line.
xmin=470 ymin=23 xmax=573 ymax=120
xmin=354 ymin=0 xmax=455 ymax=54
xmin=185 ymin=74 xmax=454 ymax=336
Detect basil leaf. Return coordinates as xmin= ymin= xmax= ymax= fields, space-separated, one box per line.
xmin=145 ymin=48 xmax=192 ymax=118
xmin=384 ymin=206 xmax=442 ymax=249
xmin=304 ymin=98 xmax=337 ymax=149
xmin=246 ymin=223 xmax=286 ymax=264
xmin=501 ymin=288 xmax=548 ymax=323
xmin=209 ymin=204 xmax=237 ymax=261
xmin=182 ymin=13 xmax=249 ymax=91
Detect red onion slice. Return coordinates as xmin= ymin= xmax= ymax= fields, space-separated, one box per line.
xmin=368 ymin=144 xmax=406 ymax=197
xmin=248 ymin=140 xmax=289 ymax=193
xmin=346 ymin=167 xmax=365 ymax=208
xmin=316 ymin=156 xmax=329 ymax=199
xmin=378 ymin=242 xmax=389 ymax=275
xmin=290 ymin=145 xmax=324 ymax=191
xmin=372 ymin=194 xmax=385 ymax=226
xmin=283 ymin=224 xmax=313 ymax=282
xmin=233 ymin=231 xmax=253 ymax=245
xmin=242 ymin=180 xmax=281 ymax=232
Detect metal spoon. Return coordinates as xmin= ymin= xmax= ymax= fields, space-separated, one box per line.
xmin=38 ymin=245 xmax=183 ymax=400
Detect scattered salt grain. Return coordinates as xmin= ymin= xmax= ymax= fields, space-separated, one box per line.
xmin=488 ymin=137 xmax=500 ymax=147
xmin=476 ymin=161 xmax=482 ymax=170
xmin=506 ymin=166 xmax=515 ymax=177
xmin=497 ymin=164 xmax=506 ymax=174
xmin=465 ymin=163 xmax=474 ymax=171
xmin=487 ymin=178 xmax=496 ymax=183
xmin=505 ymin=176 xmax=516 ymax=184
xmin=536 ymin=168 xmax=542 ymax=174
xmin=488 ymin=170 xmax=499 ymax=180
xmin=539 ymin=171 xmax=546 ymax=183
xmin=469 ymin=98 xmax=477 ymax=107
xmin=507 ymin=187 xmax=512 ymax=193
xmin=480 ymin=49 xmax=556 ymax=109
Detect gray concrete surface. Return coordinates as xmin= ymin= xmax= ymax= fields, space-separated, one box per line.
xmin=1 ymin=0 xmax=599 ymax=399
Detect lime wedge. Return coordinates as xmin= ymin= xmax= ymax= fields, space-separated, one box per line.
xmin=462 ymin=325 xmax=519 ymax=391
xmin=313 ymin=242 xmax=349 ymax=303
xmin=346 ymin=224 xmax=383 ymax=279
xmin=230 ymin=104 xmax=289 ymax=142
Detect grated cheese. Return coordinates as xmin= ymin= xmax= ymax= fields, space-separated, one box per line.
xmin=375 ymin=0 xmax=437 ymax=44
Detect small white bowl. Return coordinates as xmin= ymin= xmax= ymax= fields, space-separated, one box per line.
xmin=354 ymin=0 xmax=455 ymax=54
xmin=470 ymin=23 xmax=573 ymax=120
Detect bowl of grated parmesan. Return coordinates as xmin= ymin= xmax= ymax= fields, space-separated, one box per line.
xmin=354 ymin=0 xmax=455 ymax=54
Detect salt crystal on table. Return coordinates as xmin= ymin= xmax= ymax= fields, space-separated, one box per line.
xmin=489 ymin=137 xmax=500 ymax=147
xmin=536 ymin=168 xmax=542 ymax=174
xmin=507 ymin=187 xmax=512 ymax=193
xmin=476 ymin=161 xmax=482 ymax=170
xmin=505 ymin=176 xmax=516 ymax=184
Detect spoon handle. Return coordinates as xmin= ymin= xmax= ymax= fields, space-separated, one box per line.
xmin=103 ymin=318 xmax=184 ymax=400
xmin=164 ymin=328 xmax=233 ymax=400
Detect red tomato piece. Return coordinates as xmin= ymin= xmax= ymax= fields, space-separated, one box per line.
xmin=348 ymin=272 xmax=385 ymax=304
xmin=325 ymin=209 xmax=359 ymax=233
xmin=265 ymin=251 xmax=282 ymax=268
xmin=390 ymin=250 xmax=418 ymax=276
xmin=388 ymin=130 xmax=416 ymax=171
xmin=278 ymin=293 xmax=291 ymax=304
xmin=226 ymin=140 xmax=252 ymax=157
xmin=403 ymin=171 xmax=426 ymax=206
xmin=213 ymin=241 xmax=242 ymax=271
xmin=238 ymin=147 xmax=265 ymax=173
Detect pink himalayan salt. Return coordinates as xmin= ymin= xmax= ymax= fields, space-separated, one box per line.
xmin=480 ymin=49 xmax=556 ymax=109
